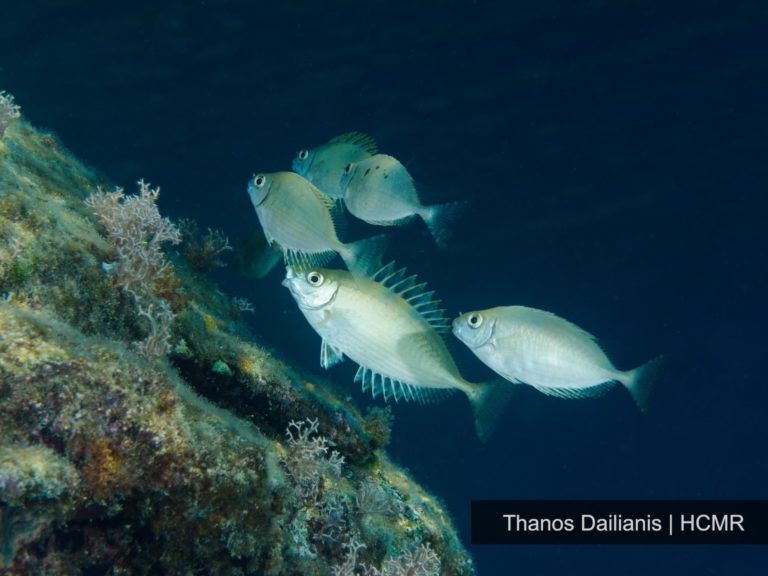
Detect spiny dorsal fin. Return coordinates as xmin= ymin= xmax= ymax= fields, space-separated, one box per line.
xmin=283 ymin=248 xmax=336 ymax=271
xmin=307 ymin=182 xmax=347 ymax=239
xmin=371 ymin=261 xmax=450 ymax=333
xmin=309 ymin=181 xmax=338 ymax=212
xmin=329 ymin=131 xmax=378 ymax=155
xmin=328 ymin=199 xmax=347 ymax=240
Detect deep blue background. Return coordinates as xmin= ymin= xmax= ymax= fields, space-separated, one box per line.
xmin=2 ymin=1 xmax=767 ymax=574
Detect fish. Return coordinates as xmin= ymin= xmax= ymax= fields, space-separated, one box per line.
xmin=339 ymin=154 xmax=465 ymax=249
xmin=452 ymin=306 xmax=663 ymax=412
xmin=292 ymin=132 xmax=378 ymax=200
xmin=227 ymin=230 xmax=283 ymax=279
xmin=247 ymin=171 xmax=385 ymax=276
xmin=282 ymin=263 xmax=512 ymax=441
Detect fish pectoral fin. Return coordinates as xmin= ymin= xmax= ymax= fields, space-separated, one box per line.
xmin=320 ymin=340 xmax=345 ymax=369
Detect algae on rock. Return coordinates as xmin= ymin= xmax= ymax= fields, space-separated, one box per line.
xmin=0 ymin=113 xmax=474 ymax=574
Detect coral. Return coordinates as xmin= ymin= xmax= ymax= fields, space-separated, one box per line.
xmin=230 ymin=296 xmax=255 ymax=320
xmin=363 ymin=405 xmax=394 ymax=448
xmin=0 ymin=91 xmax=21 ymax=138
xmin=0 ymin=110 xmax=475 ymax=574
xmin=134 ymin=297 xmax=176 ymax=357
xmin=86 ymin=180 xmax=182 ymax=357
xmin=332 ymin=541 xmax=440 ymax=576
xmin=85 ymin=179 xmax=181 ymax=297
xmin=374 ymin=543 xmax=441 ymax=576
xmin=179 ymin=217 xmax=233 ymax=271
xmin=282 ymin=417 xmax=345 ymax=503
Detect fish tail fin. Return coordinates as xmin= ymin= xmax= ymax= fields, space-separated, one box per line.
xmin=621 ymin=355 xmax=664 ymax=413
xmin=339 ymin=233 xmax=389 ymax=278
xmin=228 ymin=232 xmax=282 ymax=279
xmin=421 ymin=200 xmax=468 ymax=250
xmin=469 ymin=379 xmax=515 ymax=443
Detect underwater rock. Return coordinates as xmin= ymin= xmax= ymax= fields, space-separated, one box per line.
xmin=0 ymin=115 xmax=474 ymax=573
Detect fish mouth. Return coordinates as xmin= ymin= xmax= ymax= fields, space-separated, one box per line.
xmin=451 ymin=316 xmax=464 ymax=336
xmin=281 ymin=266 xmax=296 ymax=287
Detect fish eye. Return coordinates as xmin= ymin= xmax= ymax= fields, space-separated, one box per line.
xmin=253 ymin=174 xmax=266 ymax=188
xmin=343 ymin=163 xmax=353 ymax=175
xmin=468 ymin=313 xmax=483 ymax=329
xmin=307 ymin=271 xmax=324 ymax=287
xmin=298 ymin=149 xmax=309 ymax=161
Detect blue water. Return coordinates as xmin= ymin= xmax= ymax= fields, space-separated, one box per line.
xmin=3 ymin=1 xmax=766 ymax=573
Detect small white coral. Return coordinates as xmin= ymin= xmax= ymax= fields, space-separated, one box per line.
xmin=282 ymin=418 xmax=345 ymax=502
xmin=86 ymin=180 xmax=181 ymax=296
xmin=333 ymin=540 xmax=441 ymax=576
xmin=376 ymin=543 xmax=441 ymax=576
xmin=86 ymin=180 xmax=181 ymax=358
xmin=0 ymin=90 xmax=21 ymax=138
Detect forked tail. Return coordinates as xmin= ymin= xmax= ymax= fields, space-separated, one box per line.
xmin=421 ymin=200 xmax=468 ymax=250
xmin=468 ymin=379 xmax=515 ymax=443
xmin=621 ymin=355 xmax=665 ymax=413
xmin=339 ymin=233 xmax=389 ymax=278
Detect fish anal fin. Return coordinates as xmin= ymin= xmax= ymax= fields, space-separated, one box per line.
xmin=321 ymin=339 xmax=345 ymax=369
xmin=353 ymin=363 xmax=431 ymax=405
xmin=532 ymin=381 xmax=616 ymax=400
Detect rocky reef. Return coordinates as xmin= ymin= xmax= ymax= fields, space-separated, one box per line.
xmin=0 ymin=107 xmax=473 ymax=574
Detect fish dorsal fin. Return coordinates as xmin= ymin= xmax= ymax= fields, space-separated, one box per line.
xmin=321 ymin=339 xmax=345 ymax=369
xmin=329 ymin=131 xmax=378 ymax=155
xmin=371 ymin=261 xmax=450 ymax=333
xmin=283 ymin=248 xmax=336 ymax=271
xmin=328 ymin=199 xmax=347 ymax=239
xmin=309 ymin=182 xmax=338 ymax=212
xmin=307 ymin=183 xmax=347 ymax=238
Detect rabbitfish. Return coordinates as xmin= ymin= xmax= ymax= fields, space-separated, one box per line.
xmin=292 ymin=132 xmax=378 ymax=200
xmin=282 ymin=263 xmax=511 ymax=441
xmin=340 ymin=154 xmax=463 ymax=249
xmin=452 ymin=306 xmax=663 ymax=412
xmin=247 ymin=172 xmax=383 ymax=275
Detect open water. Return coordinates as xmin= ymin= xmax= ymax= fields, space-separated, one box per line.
xmin=2 ymin=1 xmax=766 ymax=573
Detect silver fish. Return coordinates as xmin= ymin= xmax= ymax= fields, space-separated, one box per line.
xmin=292 ymin=132 xmax=377 ymax=200
xmin=247 ymin=171 xmax=384 ymax=275
xmin=452 ymin=306 xmax=662 ymax=412
xmin=340 ymin=154 xmax=464 ymax=249
xmin=283 ymin=264 xmax=511 ymax=441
